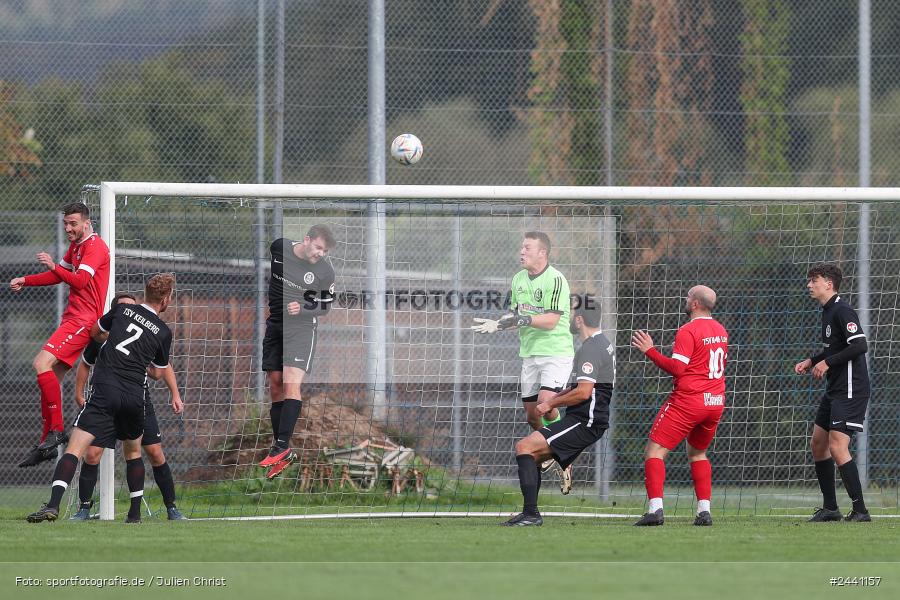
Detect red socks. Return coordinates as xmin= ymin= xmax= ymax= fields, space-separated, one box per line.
xmin=690 ymin=459 xmax=712 ymax=501
xmin=644 ymin=457 xmax=665 ymax=500
xmin=37 ymin=371 xmax=63 ymax=439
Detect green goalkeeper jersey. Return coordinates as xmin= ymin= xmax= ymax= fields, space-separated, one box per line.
xmin=509 ymin=265 xmax=574 ymax=358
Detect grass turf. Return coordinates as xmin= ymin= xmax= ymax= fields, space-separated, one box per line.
xmin=2 ymin=515 xmax=899 ymax=600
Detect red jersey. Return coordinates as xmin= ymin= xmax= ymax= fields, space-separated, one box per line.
xmin=25 ymin=232 xmax=110 ymax=327
xmin=646 ymin=316 xmax=728 ymax=407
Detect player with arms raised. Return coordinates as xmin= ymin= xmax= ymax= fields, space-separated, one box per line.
xmin=10 ymin=202 xmax=110 ymax=467
xmin=26 ymin=274 xmax=174 ymax=523
xmin=259 ymin=225 xmax=336 ymax=478
xmin=631 ymin=285 xmax=728 ymax=526
xmin=471 ymin=231 xmax=575 ymax=492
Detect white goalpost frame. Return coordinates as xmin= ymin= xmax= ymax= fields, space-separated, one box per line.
xmin=96 ymin=181 xmax=895 ymax=521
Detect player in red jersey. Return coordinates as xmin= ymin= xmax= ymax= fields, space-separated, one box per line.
xmin=9 ymin=202 xmax=110 ymax=467
xmin=630 ymin=285 xmax=728 ymax=527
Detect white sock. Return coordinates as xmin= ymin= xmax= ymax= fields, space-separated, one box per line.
xmin=697 ymin=499 xmax=710 ymax=514
xmin=648 ymin=497 xmax=663 ymax=513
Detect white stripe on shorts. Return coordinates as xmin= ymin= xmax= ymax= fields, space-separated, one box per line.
xmin=546 ymin=422 xmax=580 ymax=444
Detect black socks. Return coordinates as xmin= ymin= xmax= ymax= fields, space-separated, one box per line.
xmin=814 ymin=458 xmax=838 ymax=511
xmin=48 ymin=453 xmax=79 ymax=510
xmin=837 ymin=459 xmax=867 ymax=513
xmin=516 ymin=454 xmax=541 ymax=516
xmin=275 ymin=399 xmax=302 ymax=448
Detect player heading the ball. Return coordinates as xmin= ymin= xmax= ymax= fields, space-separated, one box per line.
xmin=259 ymin=225 xmax=336 ymax=479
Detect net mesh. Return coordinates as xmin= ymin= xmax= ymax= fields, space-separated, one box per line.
xmin=74 ymin=187 xmax=900 ymax=518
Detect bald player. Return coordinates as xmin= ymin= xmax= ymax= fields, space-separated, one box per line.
xmin=630 ymin=285 xmax=729 ymax=527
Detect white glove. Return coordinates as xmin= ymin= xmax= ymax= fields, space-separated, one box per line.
xmin=471 ymin=313 xmax=528 ymax=334
xmin=471 ymin=318 xmax=500 ymax=334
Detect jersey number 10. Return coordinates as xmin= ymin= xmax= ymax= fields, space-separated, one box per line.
xmin=707 ymin=348 xmax=725 ymax=380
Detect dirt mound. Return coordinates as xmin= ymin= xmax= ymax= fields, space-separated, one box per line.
xmin=181 ymin=393 xmax=389 ymax=482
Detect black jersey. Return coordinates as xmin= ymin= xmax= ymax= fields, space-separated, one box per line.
xmin=267 ymin=238 xmax=335 ymax=327
xmin=567 ymin=331 xmax=616 ymax=427
xmin=93 ymin=303 xmax=172 ymax=391
xmin=83 ymin=339 xmax=151 ymax=391
xmin=811 ymin=294 xmax=869 ymax=399
xmin=81 ymin=339 xmax=101 ymax=367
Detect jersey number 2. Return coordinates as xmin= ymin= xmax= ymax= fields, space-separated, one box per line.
xmin=115 ymin=323 xmax=143 ymax=355
xmin=707 ymin=348 xmax=725 ymax=379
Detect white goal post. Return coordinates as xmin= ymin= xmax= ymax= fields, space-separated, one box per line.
xmin=93 ymin=182 xmax=895 ymax=521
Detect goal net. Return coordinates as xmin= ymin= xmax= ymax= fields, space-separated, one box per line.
xmin=78 ymin=183 xmax=900 ymax=520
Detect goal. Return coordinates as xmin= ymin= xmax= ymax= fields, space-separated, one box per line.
xmin=81 ymin=182 xmax=900 ymax=520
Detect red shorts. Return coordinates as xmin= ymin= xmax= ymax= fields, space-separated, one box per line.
xmin=649 ymin=398 xmax=725 ymax=451
xmin=43 ymin=320 xmax=92 ymax=367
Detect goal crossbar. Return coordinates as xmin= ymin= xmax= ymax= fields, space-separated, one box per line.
xmin=93 ymin=182 xmax=893 ymax=521
xmin=99 ymin=182 xmax=900 ymax=203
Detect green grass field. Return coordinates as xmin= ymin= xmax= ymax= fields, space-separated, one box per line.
xmin=2 ymin=512 xmax=899 ymax=600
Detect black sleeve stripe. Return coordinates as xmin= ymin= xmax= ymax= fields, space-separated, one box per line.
xmin=550 ymin=276 xmax=562 ymax=311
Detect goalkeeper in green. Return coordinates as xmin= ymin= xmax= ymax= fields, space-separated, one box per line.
xmin=472 ymin=231 xmax=575 ymax=492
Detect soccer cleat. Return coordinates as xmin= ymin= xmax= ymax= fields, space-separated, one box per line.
xmin=693 ymin=511 xmax=713 ymax=526
xmin=266 ymin=455 xmax=296 ymax=479
xmin=558 ymin=464 xmax=573 ymax=495
xmin=844 ymin=510 xmax=872 ymax=522
xmin=500 ymin=512 xmax=543 ymax=527
xmin=808 ymin=507 xmax=843 ymax=522
xmin=166 ymin=506 xmax=187 ymax=521
xmin=125 ymin=514 xmax=141 ymax=524
xmin=259 ymin=446 xmax=293 ymax=468
xmin=633 ymin=508 xmax=665 ymax=526
xmin=539 ymin=459 xmax=555 ymax=474
xmin=17 ymin=445 xmax=51 ymax=468
xmin=26 ymin=504 xmax=59 ymax=523
xmin=69 ymin=502 xmax=94 ymax=521
xmin=36 ymin=430 xmax=69 ymax=453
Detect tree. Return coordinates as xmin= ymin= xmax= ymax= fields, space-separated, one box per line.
xmin=739 ymin=0 xmax=791 ymax=185
xmin=0 ymin=81 xmax=42 ymax=181
xmin=519 ymin=0 xmax=604 ymax=186
xmin=623 ymin=0 xmax=715 ymax=186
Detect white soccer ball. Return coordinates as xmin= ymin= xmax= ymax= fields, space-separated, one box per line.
xmin=390 ymin=133 xmax=423 ymax=165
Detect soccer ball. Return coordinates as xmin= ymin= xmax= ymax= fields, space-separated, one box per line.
xmin=390 ymin=133 xmax=423 ymax=165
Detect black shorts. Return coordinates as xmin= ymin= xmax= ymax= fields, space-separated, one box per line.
xmin=73 ymin=382 xmax=145 ymax=449
xmin=262 ymin=320 xmax=317 ymax=373
xmin=141 ymin=389 xmax=161 ymax=446
xmin=815 ymin=393 xmax=869 ymax=435
xmin=538 ymin=415 xmax=606 ymax=469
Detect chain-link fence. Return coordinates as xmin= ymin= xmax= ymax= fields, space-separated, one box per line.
xmin=2 ymin=1 xmax=899 ymax=513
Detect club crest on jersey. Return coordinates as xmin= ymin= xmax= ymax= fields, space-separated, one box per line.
xmin=304 ymin=272 xmax=315 ymax=285
xmin=847 ymin=322 xmax=858 ymax=333
xmin=534 ymin=288 xmax=542 ymax=302
xmin=581 ymin=362 xmax=593 ymax=374
xmin=825 ymin=325 xmax=831 ymax=337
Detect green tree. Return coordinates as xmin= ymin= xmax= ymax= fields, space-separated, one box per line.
xmin=0 ymin=81 xmax=42 ymax=182
xmin=623 ymin=0 xmax=715 ymax=186
xmin=739 ymin=0 xmax=791 ymax=185
xmin=520 ymin=0 xmax=603 ymax=186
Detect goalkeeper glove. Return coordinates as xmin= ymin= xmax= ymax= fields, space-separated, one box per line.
xmin=471 ymin=313 xmax=532 ymax=334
